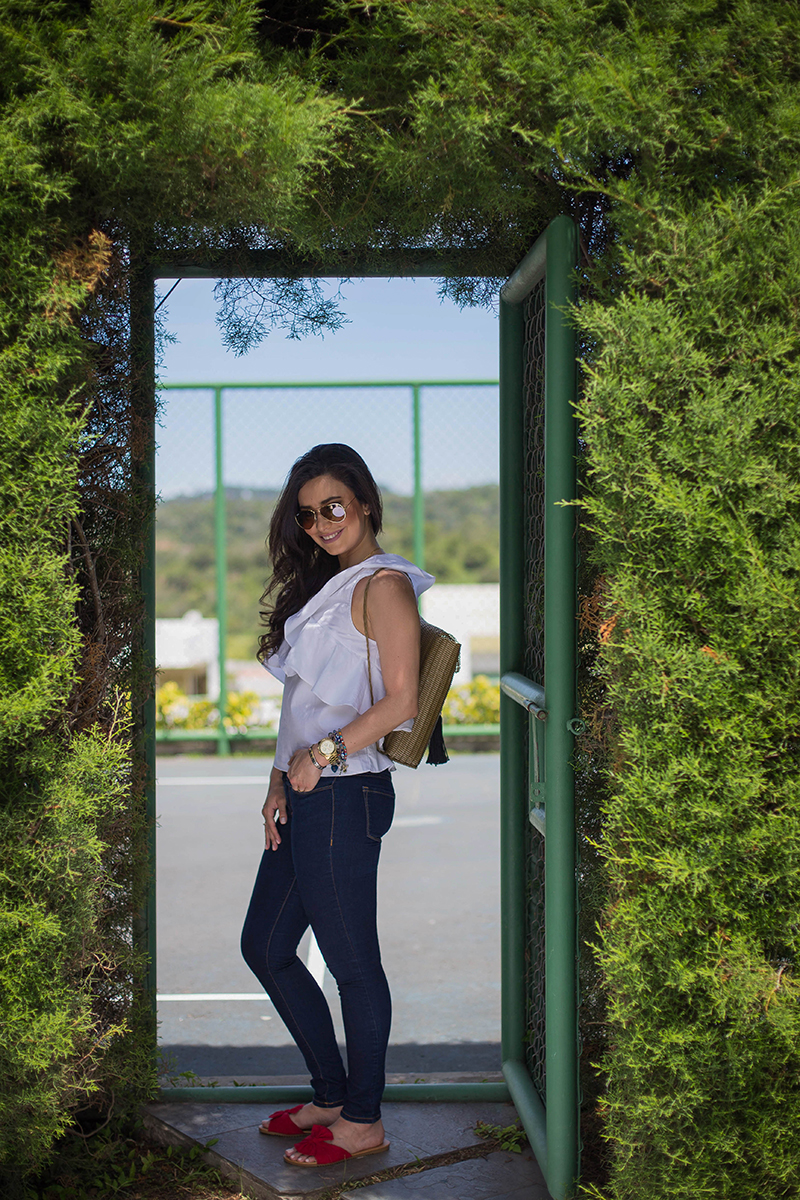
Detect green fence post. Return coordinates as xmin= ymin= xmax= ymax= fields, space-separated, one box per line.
xmin=214 ymin=386 xmax=230 ymax=756
xmin=412 ymin=384 xmax=425 ymax=570
xmin=543 ymin=214 xmax=579 ymax=1200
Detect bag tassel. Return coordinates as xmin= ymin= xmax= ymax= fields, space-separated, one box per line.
xmin=425 ymin=714 xmax=449 ymax=766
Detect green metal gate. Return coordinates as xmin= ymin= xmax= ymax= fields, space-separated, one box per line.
xmin=499 ymin=215 xmax=581 ymax=1199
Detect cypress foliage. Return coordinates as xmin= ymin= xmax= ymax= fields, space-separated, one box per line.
xmin=0 ymin=0 xmax=345 ymax=1178
xmin=2 ymin=0 xmax=799 ymax=1193
xmin=0 ymin=75 xmax=95 ymax=1171
xmin=578 ymin=190 xmax=800 ymax=1197
xmin=315 ymin=1 xmax=800 ymax=1192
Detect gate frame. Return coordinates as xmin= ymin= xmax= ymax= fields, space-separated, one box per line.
xmin=499 ymin=215 xmax=581 ymax=1200
xmin=134 ymin=233 xmax=581 ymax=1187
xmin=132 ymin=248 xmax=512 ymax=1107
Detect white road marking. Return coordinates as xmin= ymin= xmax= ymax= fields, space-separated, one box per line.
xmin=156 ymin=782 xmax=444 ymax=826
xmin=157 ymin=992 xmax=267 ymax=1001
xmin=157 ymin=777 xmax=271 ymax=786
xmin=306 ymin=933 xmax=327 ymax=987
xmin=393 ymin=816 xmax=444 ymax=827
xmin=156 ymin=956 xmax=327 ymax=1000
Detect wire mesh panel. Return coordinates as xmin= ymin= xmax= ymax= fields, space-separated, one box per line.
xmin=420 ymin=385 xmax=499 ymax=493
xmin=156 ymin=388 xmax=214 ymax=500
xmin=154 ymin=389 xmax=218 ymax=624
xmin=499 ymin=216 xmax=581 ymax=1197
xmin=155 ymin=382 xmax=500 ymax=669
xmin=522 ymin=291 xmax=546 ymax=689
xmin=221 ymin=386 xmax=415 ymax=497
xmin=420 ymin=385 xmax=499 ymax=586
xmin=522 ymin=279 xmax=547 ymax=1101
xmin=224 ymin=385 xmax=417 ymax=654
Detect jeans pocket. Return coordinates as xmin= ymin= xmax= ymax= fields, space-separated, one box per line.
xmin=363 ymin=786 xmax=395 ymax=842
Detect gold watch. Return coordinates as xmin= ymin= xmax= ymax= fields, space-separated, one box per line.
xmin=318 ymin=737 xmax=337 ymax=763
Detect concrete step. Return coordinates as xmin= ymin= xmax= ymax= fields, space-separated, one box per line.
xmin=158 ymin=1072 xmax=506 ymax=1090
xmin=143 ymin=1098 xmax=548 ymax=1200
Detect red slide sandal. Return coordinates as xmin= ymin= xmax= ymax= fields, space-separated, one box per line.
xmin=284 ymin=1125 xmax=390 ymax=1167
xmin=258 ymin=1104 xmax=306 ymax=1136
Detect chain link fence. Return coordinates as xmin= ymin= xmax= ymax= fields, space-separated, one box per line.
xmin=521 ymin=281 xmax=548 ymax=1101
xmin=155 ymin=381 xmax=499 ymax=744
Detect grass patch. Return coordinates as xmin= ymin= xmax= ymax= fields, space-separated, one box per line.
xmin=15 ymin=1127 xmax=245 ymax=1200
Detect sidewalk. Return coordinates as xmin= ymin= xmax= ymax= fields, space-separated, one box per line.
xmin=143 ymin=1094 xmax=548 ymax=1200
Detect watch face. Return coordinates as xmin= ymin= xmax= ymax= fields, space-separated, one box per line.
xmin=319 ymin=738 xmax=336 ymax=759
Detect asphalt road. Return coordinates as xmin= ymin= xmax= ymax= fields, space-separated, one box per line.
xmin=156 ymin=753 xmax=501 ymax=1078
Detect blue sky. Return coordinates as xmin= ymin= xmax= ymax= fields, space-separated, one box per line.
xmin=156 ymin=277 xmax=500 ymax=498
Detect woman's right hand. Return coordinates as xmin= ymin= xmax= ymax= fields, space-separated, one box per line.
xmin=262 ymin=769 xmax=287 ymax=851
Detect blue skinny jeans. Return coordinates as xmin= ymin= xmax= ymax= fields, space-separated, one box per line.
xmin=241 ymin=769 xmax=395 ymax=1124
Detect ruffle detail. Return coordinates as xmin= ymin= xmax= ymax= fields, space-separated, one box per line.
xmin=265 ymin=554 xmax=434 ymax=714
xmin=272 ymin=634 xmax=375 ymax=713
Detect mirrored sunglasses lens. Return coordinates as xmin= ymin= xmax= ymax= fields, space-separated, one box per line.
xmin=323 ymin=503 xmax=348 ymax=522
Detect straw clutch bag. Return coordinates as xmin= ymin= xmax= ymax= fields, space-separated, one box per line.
xmin=363 ymin=572 xmax=461 ymax=768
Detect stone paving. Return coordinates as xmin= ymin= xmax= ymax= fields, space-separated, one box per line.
xmin=143 ymin=1098 xmax=549 ymax=1200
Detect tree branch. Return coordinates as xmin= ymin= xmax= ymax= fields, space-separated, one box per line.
xmin=72 ymin=515 xmax=106 ymax=645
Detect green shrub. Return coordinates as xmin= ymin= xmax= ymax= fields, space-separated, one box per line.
xmin=0 ymin=726 xmax=146 ymax=1172
xmin=156 ymin=681 xmax=214 ymax=731
xmin=578 ymin=188 xmax=800 ymax=1198
xmin=442 ymin=675 xmax=501 ymax=725
xmin=223 ymin=689 xmax=263 ymax=733
xmin=156 ymin=681 xmax=265 ymax=732
xmin=0 ymin=3 xmax=342 ymax=1178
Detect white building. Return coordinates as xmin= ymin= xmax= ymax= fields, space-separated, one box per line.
xmin=156 ymin=611 xmax=282 ymax=727
xmin=421 ymin=583 xmax=499 ymax=683
xmin=155 ymin=610 xmax=219 ymax=698
xmin=156 ymin=583 xmax=499 ymax=703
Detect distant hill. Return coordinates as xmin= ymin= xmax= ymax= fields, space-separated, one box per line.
xmin=156 ymin=484 xmax=498 ymax=657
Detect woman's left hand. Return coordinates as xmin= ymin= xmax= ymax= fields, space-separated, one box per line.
xmin=287 ymin=746 xmax=323 ymax=793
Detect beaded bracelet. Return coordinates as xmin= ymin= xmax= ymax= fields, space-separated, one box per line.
xmin=328 ymin=729 xmax=348 ymax=774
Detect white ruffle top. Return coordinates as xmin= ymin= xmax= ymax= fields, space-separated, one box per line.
xmin=267 ymin=554 xmax=435 ymax=776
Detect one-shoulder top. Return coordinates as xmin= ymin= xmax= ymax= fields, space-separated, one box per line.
xmin=266 ymin=553 xmax=435 ymax=775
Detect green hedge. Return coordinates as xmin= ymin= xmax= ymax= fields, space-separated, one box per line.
xmin=578 ymin=189 xmax=800 ymax=1196
xmin=0 ymin=733 xmax=138 ymax=1170
xmin=0 ymin=1 xmax=344 ymax=1180
xmin=0 ymin=85 xmax=150 ymax=1174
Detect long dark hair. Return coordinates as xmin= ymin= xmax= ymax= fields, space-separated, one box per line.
xmin=257 ymin=444 xmax=383 ymax=663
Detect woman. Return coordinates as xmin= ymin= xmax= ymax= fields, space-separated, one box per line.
xmin=241 ymin=443 xmax=433 ymax=1168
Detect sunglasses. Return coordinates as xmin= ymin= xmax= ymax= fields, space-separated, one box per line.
xmin=295 ymin=496 xmax=356 ymax=530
